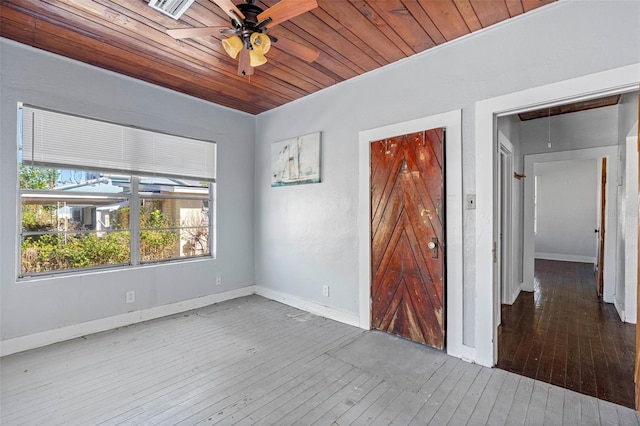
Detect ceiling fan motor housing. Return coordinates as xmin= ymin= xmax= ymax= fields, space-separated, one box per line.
xmin=234 ymin=3 xmax=271 ymax=48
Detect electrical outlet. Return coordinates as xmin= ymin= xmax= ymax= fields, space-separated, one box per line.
xmin=125 ymin=290 xmax=135 ymax=303
xmin=216 ymin=276 xmax=222 ymax=286
xmin=322 ymin=285 xmax=329 ymax=297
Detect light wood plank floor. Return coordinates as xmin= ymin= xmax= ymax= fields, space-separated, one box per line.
xmin=1 ymin=295 xmax=638 ymax=425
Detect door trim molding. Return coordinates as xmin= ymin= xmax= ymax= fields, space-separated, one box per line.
xmin=498 ymin=139 xmax=516 ymax=307
xmin=625 ymin=133 xmax=639 ymax=324
xmin=358 ymin=109 xmax=471 ymax=360
xmin=475 ymin=63 xmax=640 ymax=367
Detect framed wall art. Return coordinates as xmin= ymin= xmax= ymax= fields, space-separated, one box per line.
xmin=271 ymin=132 xmax=321 ymax=187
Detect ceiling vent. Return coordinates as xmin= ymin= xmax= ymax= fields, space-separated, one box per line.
xmin=148 ymin=0 xmax=196 ymax=20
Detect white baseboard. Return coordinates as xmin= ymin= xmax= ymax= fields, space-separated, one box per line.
xmin=255 ymin=286 xmax=361 ymax=329
xmin=450 ymin=344 xmax=476 ymax=363
xmin=535 ymin=253 xmax=596 ymax=264
xmin=0 ymin=286 xmax=256 ymax=357
xmin=1 ymin=286 xmax=364 ymax=357
xmin=614 ymin=297 xmax=626 ymax=322
xmin=509 ymin=283 xmax=522 ymax=305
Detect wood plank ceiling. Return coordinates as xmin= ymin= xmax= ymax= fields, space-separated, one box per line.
xmin=1 ymin=0 xmax=556 ymax=115
xmin=518 ymin=95 xmax=622 ymax=121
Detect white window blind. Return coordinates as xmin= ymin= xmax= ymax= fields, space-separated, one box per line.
xmin=21 ymin=105 xmax=216 ymax=182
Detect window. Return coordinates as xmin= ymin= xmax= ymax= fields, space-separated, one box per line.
xmin=137 ymin=176 xmax=211 ymax=262
xmin=18 ymin=105 xmax=216 ymax=277
xmin=20 ymin=168 xmax=132 ymax=274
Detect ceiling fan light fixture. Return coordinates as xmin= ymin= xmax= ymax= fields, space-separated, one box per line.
xmin=222 ymin=35 xmax=243 ymax=59
xmin=249 ymin=50 xmax=268 ymax=67
xmin=171 ymin=0 xmax=319 ymax=76
xmin=250 ymin=32 xmax=271 ymax=55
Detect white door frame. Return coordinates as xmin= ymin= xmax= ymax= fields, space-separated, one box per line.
xmin=624 ymin=133 xmax=639 ymax=324
xmin=522 ymin=147 xmax=618 ymax=302
xmin=358 ymin=109 xmax=472 ymax=361
xmin=474 ymin=63 xmax=640 ymax=367
xmin=498 ymin=139 xmax=515 ymax=308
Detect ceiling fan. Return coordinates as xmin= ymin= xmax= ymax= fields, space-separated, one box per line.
xmin=167 ymin=0 xmax=320 ymax=76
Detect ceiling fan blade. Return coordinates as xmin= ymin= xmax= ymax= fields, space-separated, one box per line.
xmin=257 ymin=0 xmax=317 ymax=28
xmin=167 ymin=27 xmax=229 ymax=39
xmin=211 ymin=0 xmax=245 ymax=20
xmin=274 ymin=36 xmax=319 ymax=62
xmin=237 ymin=49 xmax=254 ymax=76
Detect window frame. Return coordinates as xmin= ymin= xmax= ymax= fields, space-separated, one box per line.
xmin=18 ymin=170 xmax=215 ymax=279
xmin=16 ymin=104 xmax=216 ymax=280
xmin=136 ymin=178 xmax=213 ymax=266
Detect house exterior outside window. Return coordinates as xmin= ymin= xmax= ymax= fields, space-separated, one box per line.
xmin=18 ymin=105 xmax=216 ymax=278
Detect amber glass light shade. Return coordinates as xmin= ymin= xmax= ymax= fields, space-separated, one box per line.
xmin=222 ymin=35 xmax=243 ymax=59
xmin=249 ymin=51 xmax=267 ymax=67
xmin=250 ymin=33 xmax=271 ymax=55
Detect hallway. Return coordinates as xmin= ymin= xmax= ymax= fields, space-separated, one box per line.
xmin=497 ymin=259 xmax=636 ymax=408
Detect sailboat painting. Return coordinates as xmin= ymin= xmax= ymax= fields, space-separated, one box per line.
xmin=271 ymin=132 xmax=321 ymax=187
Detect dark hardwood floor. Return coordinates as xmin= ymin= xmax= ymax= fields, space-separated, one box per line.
xmin=497 ymin=259 xmax=636 ymax=408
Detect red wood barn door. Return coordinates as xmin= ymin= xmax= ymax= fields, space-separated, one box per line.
xmin=370 ymin=128 xmax=445 ymax=350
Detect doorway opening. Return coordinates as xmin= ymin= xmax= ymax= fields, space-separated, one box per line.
xmin=494 ymin=93 xmax=638 ymax=407
xmin=474 ymin=64 xmax=639 ymax=370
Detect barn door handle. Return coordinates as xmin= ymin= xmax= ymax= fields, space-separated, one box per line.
xmin=428 ymin=238 xmax=438 ymax=258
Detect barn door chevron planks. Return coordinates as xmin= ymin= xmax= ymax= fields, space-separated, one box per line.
xmin=370 ymin=129 xmax=445 ymax=350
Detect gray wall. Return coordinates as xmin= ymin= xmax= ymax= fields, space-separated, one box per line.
xmin=253 ymin=0 xmax=640 ymax=345
xmin=534 ymin=159 xmax=598 ymax=260
xmin=520 ymin=106 xmax=620 ymax=155
xmin=0 ymin=40 xmax=256 ymax=340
